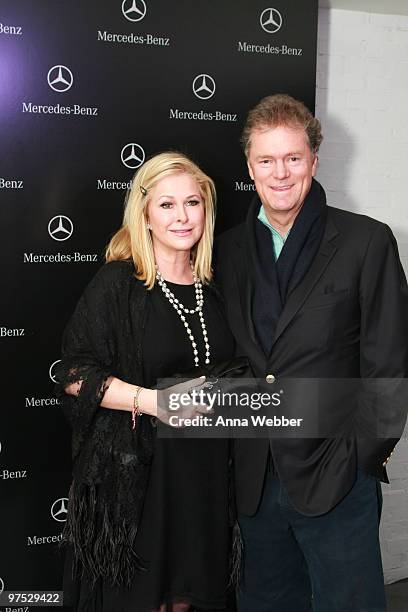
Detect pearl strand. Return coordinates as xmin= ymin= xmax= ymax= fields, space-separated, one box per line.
xmin=156 ymin=267 xmax=210 ymax=367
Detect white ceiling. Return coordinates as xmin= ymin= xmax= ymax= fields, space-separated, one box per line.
xmin=319 ymin=0 xmax=408 ymax=15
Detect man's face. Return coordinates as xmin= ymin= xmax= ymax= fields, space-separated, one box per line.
xmin=246 ymin=124 xmax=318 ymax=220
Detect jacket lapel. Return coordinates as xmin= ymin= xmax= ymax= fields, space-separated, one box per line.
xmin=272 ymin=213 xmax=339 ymax=348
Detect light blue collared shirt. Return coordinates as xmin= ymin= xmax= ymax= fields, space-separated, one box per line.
xmin=257 ymin=205 xmax=291 ymax=260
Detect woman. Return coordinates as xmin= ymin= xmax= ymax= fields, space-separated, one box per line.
xmin=57 ymin=152 xmax=236 ymax=611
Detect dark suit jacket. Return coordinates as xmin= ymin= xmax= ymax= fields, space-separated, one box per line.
xmin=216 ymin=205 xmax=408 ymax=516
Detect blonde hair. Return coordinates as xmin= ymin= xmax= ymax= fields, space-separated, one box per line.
xmin=105 ymin=151 xmax=216 ymax=288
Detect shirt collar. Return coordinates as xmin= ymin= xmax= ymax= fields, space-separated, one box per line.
xmin=257 ymin=205 xmax=290 ymax=241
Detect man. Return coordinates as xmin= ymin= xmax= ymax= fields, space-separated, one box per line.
xmin=216 ymin=94 xmax=408 ymax=611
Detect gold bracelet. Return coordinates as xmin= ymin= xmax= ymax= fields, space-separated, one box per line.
xmin=131 ymin=386 xmax=143 ymax=430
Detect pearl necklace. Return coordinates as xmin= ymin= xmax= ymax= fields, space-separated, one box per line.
xmin=155 ymin=267 xmax=210 ymax=367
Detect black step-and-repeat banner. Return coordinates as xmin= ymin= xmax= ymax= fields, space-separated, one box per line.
xmin=0 ymin=0 xmax=318 ymax=598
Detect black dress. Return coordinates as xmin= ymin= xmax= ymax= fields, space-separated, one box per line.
xmin=64 ymin=281 xmax=235 ymax=611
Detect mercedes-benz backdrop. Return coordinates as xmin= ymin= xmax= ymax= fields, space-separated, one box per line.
xmin=0 ymin=0 xmax=318 ymax=598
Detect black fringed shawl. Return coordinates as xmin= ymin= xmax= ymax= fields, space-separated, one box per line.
xmin=55 ymin=260 xmax=155 ymax=588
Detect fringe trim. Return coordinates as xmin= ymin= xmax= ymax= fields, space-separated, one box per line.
xmin=229 ymin=521 xmax=244 ymax=587
xmin=61 ymin=482 xmax=147 ymax=589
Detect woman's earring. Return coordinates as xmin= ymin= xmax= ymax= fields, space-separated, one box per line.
xmin=147 ymin=222 xmax=152 ymax=230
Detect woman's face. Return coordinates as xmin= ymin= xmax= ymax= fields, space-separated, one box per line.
xmin=146 ymin=172 xmax=205 ymax=258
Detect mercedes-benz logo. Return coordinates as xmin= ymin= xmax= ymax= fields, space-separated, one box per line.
xmin=47 ymin=65 xmax=73 ymax=93
xmin=260 ymin=8 xmax=283 ymax=34
xmin=49 ymin=359 xmax=61 ymax=383
xmin=121 ymin=143 xmax=145 ymax=169
xmin=122 ymin=0 xmax=146 ymax=22
xmin=48 ymin=215 xmax=74 ymax=241
xmin=51 ymin=497 xmax=68 ymax=522
xmin=0 ymin=577 xmax=4 ymax=594
xmin=192 ymin=74 xmax=216 ymax=100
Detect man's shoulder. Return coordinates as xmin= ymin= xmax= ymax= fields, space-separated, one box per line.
xmin=213 ymin=223 xmax=246 ymax=278
xmin=216 ymin=222 xmax=245 ymax=250
xmin=328 ymin=206 xmax=389 ymax=238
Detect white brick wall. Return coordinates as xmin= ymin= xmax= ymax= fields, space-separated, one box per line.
xmin=316 ymin=6 xmax=408 ymax=583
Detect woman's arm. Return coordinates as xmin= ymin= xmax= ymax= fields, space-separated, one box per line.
xmin=65 ymin=374 xmax=209 ymax=426
xmin=65 ymin=377 xmax=157 ymax=416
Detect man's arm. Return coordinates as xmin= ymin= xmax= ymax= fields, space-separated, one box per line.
xmin=357 ymin=223 xmax=408 ymax=477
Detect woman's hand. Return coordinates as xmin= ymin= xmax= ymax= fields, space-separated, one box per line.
xmin=156 ymin=376 xmax=212 ymax=427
